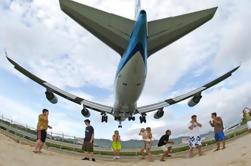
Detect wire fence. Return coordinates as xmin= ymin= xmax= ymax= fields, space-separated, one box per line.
xmin=0 ymin=114 xmax=85 ymax=150
xmin=0 ymin=113 xmax=248 ymax=154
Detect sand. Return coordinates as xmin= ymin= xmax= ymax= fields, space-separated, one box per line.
xmin=0 ymin=132 xmax=251 ymax=166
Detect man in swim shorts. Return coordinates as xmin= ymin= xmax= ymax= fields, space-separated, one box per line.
xmin=158 ymin=130 xmax=174 ymax=161
xmin=210 ymin=112 xmax=226 ymax=151
xmin=33 ymin=109 xmax=52 ymax=153
xmin=82 ymin=119 xmax=95 ymax=162
xmin=188 ymin=115 xmax=202 ymax=157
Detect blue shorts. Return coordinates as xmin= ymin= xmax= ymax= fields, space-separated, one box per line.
xmin=215 ymin=131 xmax=225 ymax=141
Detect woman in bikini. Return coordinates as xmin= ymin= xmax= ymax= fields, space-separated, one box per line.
xmin=145 ymin=127 xmax=153 ymax=162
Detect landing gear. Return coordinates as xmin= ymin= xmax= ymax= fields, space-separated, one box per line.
xmin=114 ymin=116 xmax=121 ymax=121
xmin=128 ymin=116 xmax=135 ymax=121
xmin=114 ymin=116 xmax=122 ymax=128
xmin=101 ymin=113 xmax=108 ymax=123
xmin=139 ymin=114 xmax=146 ymax=123
xmin=118 ymin=121 xmax=122 ymax=128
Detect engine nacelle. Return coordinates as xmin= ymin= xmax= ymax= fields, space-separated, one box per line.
xmin=154 ymin=108 xmax=164 ymax=119
xmin=45 ymin=91 xmax=58 ymax=104
xmin=81 ymin=107 xmax=90 ymax=118
xmin=188 ymin=94 xmax=202 ymax=107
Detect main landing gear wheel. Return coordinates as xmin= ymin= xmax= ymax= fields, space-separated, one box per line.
xmin=128 ymin=116 xmax=135 ymax=121
xmin=139 ymin=115 xmax=146 ymax=123
xmin=101 ymin=113 xmax=108 ymax=123
xmin=101 ymin=115 xmax=108 ymax=123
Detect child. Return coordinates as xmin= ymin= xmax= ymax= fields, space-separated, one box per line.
xmin=112 ymin=130 xmax=121 ymax=159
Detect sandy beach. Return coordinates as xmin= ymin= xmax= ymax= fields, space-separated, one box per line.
xmin=0 ymin=132 xmax=250 ymax=166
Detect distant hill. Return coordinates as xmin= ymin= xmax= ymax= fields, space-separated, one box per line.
xmin=93 ymin=132 xmax=214 ymax=149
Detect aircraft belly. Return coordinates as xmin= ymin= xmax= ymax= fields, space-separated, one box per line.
xmin=114 ymin=51 xmax=146 ymax=118
xmin=116 ymin=51 xmax=146 ymax=103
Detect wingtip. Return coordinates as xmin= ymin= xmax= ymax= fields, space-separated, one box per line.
xmin=209 ymin=6 xmax=218 ymax=16
xmin=4 ymin=49 xmax=9 ymax=60
xmin=4 ymin=51 xmax=15 ymax=65
xmin=231 ymin=65 xmax=240 ymax=73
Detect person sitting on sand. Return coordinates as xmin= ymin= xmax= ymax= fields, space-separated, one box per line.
xmin=33 ymin=109 xmax=52 ymax=153
xmin=112 ymin=130 xmax=122 ymax=159
xmin=188 ymin=115 xmax=203 ymax=157
xmin=145 ymin=127 xmax=154 ymax=162
xmin=158 ymin=130 xmax=174 ymax=161
xmin=82 ymin=119 xmax=95 ymax=162
xmin=139 ymin=128 xmax=147 ymax=159
xmin=209 ymin=112 xmax=226 ymax=151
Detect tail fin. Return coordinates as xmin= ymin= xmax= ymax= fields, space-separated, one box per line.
xmin=134 ymin=0 xmax=141 ymax=19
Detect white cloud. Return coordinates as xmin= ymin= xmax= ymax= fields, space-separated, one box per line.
xmin=0 ymin=0 xmax=250 ymax=140
xmin=0 ymin=95 xmax=39 ymax=127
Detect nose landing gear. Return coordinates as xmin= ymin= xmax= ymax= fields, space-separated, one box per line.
xmin=118 ymin=121 xmax=122 ymax=128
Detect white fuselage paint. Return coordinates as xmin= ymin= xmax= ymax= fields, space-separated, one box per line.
xmin=113 ymin=51 xmax=146 ymax=121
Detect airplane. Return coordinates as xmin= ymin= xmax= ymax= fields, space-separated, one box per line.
xmin=6 ymin=0 xmax=239 ymax=128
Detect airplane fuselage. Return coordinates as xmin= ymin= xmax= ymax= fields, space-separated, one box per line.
xmin=113 ymin=10 xmax=148 ymax=121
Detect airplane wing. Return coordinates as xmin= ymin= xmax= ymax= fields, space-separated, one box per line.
xmin=59 ymin=0 xmax=135 ymax=56
xmin=137 ymin=66 xmax=240 ymax=114
xmin=6 ymin=56 xmax=113 ymax=114
xmin=147 ymin=7 xmax=217 ymax=56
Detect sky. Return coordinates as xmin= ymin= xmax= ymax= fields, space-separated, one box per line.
xmin=0 ymin=0 xmax=251 ymax=141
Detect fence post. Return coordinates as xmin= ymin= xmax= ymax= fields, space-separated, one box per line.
xmin=73 ymin=136 xmax=76 ymax=151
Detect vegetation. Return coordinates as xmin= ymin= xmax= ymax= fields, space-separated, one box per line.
xmin=0 ymin=117 xmax=249 ymax=156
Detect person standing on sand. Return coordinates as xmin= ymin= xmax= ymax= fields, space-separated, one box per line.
xmin=139 ymin=128 xmax=147 ymax=159
xmin=158 ymin=130 xmax=174 ymax=161
xmin=145 ymin=127 xmax=154 ymax=162
xmin=244 ymin=107 xmax=251 ymax=133
xmin=82 ymin=119 xmax=95 ymax=162
xmin=112 ymin=130 xmax=122 ymax=159
xmin=33 ymin=109 xmax=52 ymax=153
xmin=188 ymin=115 xmax=203 ymax=157
xmin=209 ymin=112 xmax=226 ymax=151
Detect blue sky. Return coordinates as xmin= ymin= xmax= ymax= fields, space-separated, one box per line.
xmin=0 ymin=0 xmax=251 ymax=140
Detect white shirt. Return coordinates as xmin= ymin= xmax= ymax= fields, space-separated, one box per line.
xmin=188 ymin=122 xmax=201 ymax=137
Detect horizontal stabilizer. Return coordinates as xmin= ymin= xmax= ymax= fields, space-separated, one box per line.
xmin=59 ymin=0 xmax=135 ymax=55
xmin=148 ymin=7 xmax=217 ymax=56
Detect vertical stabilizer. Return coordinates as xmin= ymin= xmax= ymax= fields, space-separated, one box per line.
xmin=135 ymin=0 xmax=141 ymax=19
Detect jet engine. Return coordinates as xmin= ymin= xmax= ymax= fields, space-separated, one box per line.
xmin=154 ymin=108 xmax=164 ymax=119
xmin=45 ymin=91 xmax=58 ymax=104
xmin=188 ymin=94 xmax=202 ymax=107
xmin=81 ymin=107 xmax=90 ymax=118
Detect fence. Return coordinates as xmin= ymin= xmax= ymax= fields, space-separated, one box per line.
xmin=0 ymin=113 xmax=248 ymax=155
xmin=0 ymin=114 xmax=86 ymax=151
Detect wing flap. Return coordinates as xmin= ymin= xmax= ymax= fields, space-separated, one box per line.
xmin=147 ymin=7 xmax=217 ymax=56
xmin=59 ymin=0 xmax=135 ymax=55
